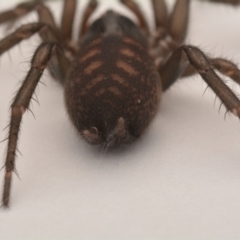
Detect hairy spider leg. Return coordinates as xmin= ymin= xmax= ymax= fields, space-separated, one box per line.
xmin=148 ymin=0 xmax=190 ymax=69
xmin=0 ymin=23 xmax=44 ymax=54
xmin=61 ymin=0 xmax=77 ymax=42
xmin=181 ymin=57 xmax=240 ymax=84
xmin=36 ymin=3 xmax=60 ymax=39
xmin=0 ymin=0 xmax=83 ymax=55
xmin=1 ymin=42 xmax=69 ymax=207
xmin=210 ymin=58 xmax=240 ymax=85
xmin=168 ymin=0 xmax=190 ymax=45
xmin=0 ymin=21 xmax=69 ymax=82
xmin=0 ymin=0 xmax=102 ymax=207
xmin=0 ymin=2 xmax=59 ymax=38
xmin=0 ymin=2 xmax=38 ymax=24
xmin=78 ymin=0 xmax=98 ymax=38
xmin=0 ymin=21 xmax=70 ymax=207
xmin=151 ymin=0 xmax=168 ymax=29
xmin=159 ymin=45 xmax=240 ymax=117
xmin=119 ymin=0 xmax=149 ymax=34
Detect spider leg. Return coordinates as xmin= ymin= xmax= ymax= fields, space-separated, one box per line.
xmin=150 ymin=0 xmax=189 ymax=68
xmin=210 ymin=58 xmax=240 ymax=85
xmin=0 ymin=1 xmax=58 ymax=37
xmin=60 ymin=0 xmax=77 ymax=43
xmin=180 ymin=58 xmax=240 ymax=86
xmin=36 ymin=3 xmax=59 ymax=39
xmin=0 ymin=22 xmax=69 ymax=83
xmin=168 ymin=0 xmax=190 ymax=46
xmin=78 ymin=0 xmax=98 ymax=39
xmin=0 ymin=23 xmax=45 ymax=55
xmin=0 ymin=2 xmax=61 ymax=42
xmin=2 ymin=42 xmax=70 ymax=207
xmin=159 ymin=46 xmax=187 ymax=90
xmin=151 ymin=0 xmax=168 ymax=29
xmin=119 ymin=0 xmax=149 ymax=34
xmin=159 ymin=45 xmax=240 ymax=117
xmin=0 ymin=2 xmax=38 ymax=24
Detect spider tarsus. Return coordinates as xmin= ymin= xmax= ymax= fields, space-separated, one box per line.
xmin=2 ymin=171 xmax=12 ymax=209
xmin=1 ymin=202 xmax=10 ymax=209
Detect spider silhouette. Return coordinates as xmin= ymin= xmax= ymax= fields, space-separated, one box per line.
xmin=0 ymin=0 xmax=240 ymax=207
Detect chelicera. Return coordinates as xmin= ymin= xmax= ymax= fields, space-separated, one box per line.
xmin=1 ymin=0 xmax=240 ymax=207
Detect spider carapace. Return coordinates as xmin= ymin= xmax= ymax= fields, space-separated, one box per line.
xmin=1 ymin=0 xmax=240 ymax=207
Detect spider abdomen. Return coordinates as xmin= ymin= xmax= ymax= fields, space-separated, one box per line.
xmin=65 ymin=12 xmax=161 ymax=146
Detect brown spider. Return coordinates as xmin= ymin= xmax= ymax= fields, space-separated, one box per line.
xmin=0 ymin=0 xmax=240 ymax=208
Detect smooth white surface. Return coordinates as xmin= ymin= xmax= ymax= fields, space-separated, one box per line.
xmin=0 ymin=1 xmax=240 ymax=239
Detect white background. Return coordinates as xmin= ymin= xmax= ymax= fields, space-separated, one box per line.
xmin=0 ymin=0 xmax=240 ymax=239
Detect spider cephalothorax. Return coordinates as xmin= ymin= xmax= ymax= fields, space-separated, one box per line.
xmin=1 ymin=0 xmax=240 ymax=207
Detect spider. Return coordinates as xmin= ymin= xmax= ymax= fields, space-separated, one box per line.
xmin=0 ymin=0 xmax=240 ymax=208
